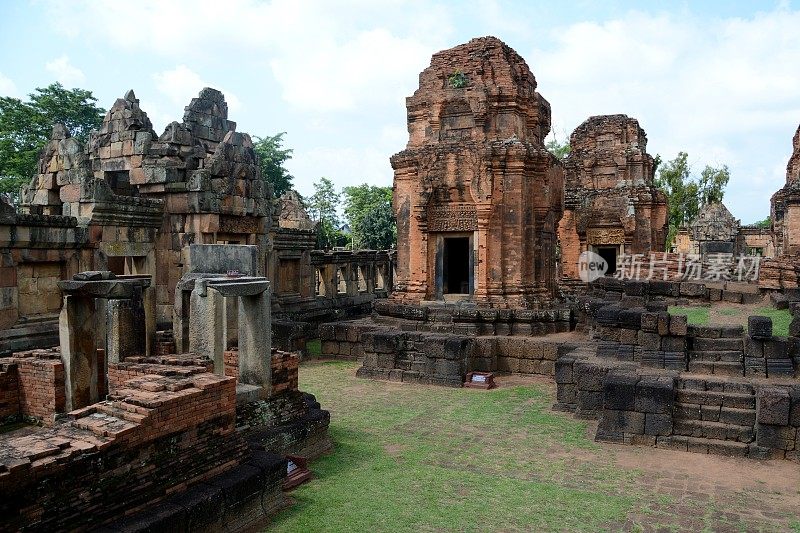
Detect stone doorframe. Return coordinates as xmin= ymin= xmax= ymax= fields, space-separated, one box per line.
xmin=185 ymin=276 xmax=272 ymax=397
xmin=432 ymin=232 xmax=475 ymax=301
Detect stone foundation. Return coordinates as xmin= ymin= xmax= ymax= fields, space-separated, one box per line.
xmin=554 ymin=277 xmax=800 ymax=461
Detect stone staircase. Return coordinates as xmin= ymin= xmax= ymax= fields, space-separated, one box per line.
xmin=662 ymin=378 xmax=756 ymax=457
xmin=687 ymin=326 xmax=744 ymax=376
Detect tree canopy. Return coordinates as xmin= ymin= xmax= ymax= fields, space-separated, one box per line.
xmin=545 ymin=136 xmax=570 ymax=160
xmin=654 ymin=151 xmax=730 ymax=249
xmin=253 ymin=132 xmax=294 ymax=197
xmin=308 ymin=177 xmax=348 ymax=249
xmin=342 ymin=184 xmax=395 ymax=249
xmin=751 ymin=216 xmax=771 ymax=229
xmin=0 ymin=83 xmax=105 ymax=199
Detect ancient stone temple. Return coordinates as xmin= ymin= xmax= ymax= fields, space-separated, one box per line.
xmin=1 ymin=88 xmax=393 ymax=354
xmin=771 ymin=123 xmax=800 ymax=256
xmin=390 ymin=36 xmax=564 ymax=308
xmin=690 ymin=202 xmax=740 ymax=255
xmin=559 ymin=114 xmax=667 ymax=281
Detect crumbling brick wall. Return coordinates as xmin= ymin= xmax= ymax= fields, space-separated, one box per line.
xmin=0 ymin=369 xmax=248 ymax=530
xmin=0 ymin=363 xmax=19 ymax=420
xmin=1 ymin=349 xmax=67 ymax=423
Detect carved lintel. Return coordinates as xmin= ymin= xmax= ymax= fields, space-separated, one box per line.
xmin=587 ymin=227 xmax=625 ymax=245
xmin=427 ymin=205 xmax=477 ymax=232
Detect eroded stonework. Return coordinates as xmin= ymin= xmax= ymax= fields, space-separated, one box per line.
xmin=391 ymin=36 xmax=564 ymax=308
xmin=1 ymin=88 xmax=393 ymax=354
xmin=771 ymin=123 xmax=800 ymax=256
xmin=690 ymin=202 xmax=740 ymax=254
xmin=559 ymin=114 xmax=667 ymax=282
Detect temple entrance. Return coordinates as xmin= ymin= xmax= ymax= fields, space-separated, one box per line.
xmin=596 ymin=246 xmax=618 ymax=276
xmin=443 ymin=237 xmax=470 ymax=294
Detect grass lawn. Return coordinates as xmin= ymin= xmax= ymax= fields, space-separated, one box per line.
xmin=269 ymin=362 xmax=635 ymax=532
xmin=669 ymin=305 xmax=792 ymax=336
xmin=668 ymin=306 xmax=710 ymax=326
xmin=268 ymin=362 xmax=800 ymax=532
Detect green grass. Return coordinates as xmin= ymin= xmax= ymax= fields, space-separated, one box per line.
xmin=668 ymin=305 xmax=792 ymax=336
xmin=305 ymin=339 xmax=322 ymax=357
xmin=668 ymin=306 xmax=710 ymax=325
xmin=270 ymin=362 xmax=636 ymax=532
xmin=754 ymin=306 xmax=792 ymax=337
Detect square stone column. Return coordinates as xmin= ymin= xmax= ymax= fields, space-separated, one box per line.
xmin=59 ymin=294 xmax=100 ymax=411
xmin=238 ymin=289 xmax=271 ymax=392
xmin=189 ymin=284 xmax=226 ymax=375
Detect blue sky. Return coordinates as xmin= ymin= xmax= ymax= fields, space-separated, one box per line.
xmin=1 ymin=0 xmax=799 ymax=223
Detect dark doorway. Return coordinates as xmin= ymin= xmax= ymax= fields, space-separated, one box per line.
xmin=443 ymin=237 xmax=470 ymax=294
xmin=597 ymin=247 xmax=617 ymax=276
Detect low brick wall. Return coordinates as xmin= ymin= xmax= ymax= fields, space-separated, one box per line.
xmin=108 ymin=354 xmax=213 ymax=392
xmin=0 ymin=348 xmax=66 ymax=423
xmin=582 ymin=282 xmax=798 ymax=379
xmin=588 ymin=276 xmax=763 ymax=307
xmin=0 ymin=368 xmax=248 ymax=530
xmin=0 ymin=363 xmax=19 ymax=420
xmin=220 ymin=349 xmax=300 ymax=396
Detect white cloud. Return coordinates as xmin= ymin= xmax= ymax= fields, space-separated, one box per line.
xmin=532 ymin=8 xmax=800 ymax=222
xmin=36 ymin=0 xmax=800 ymax=222
xmin=45 ymin=55 xmax=86 ymax=86
xmin=288 ymin=145 xmax=393 ymax=198
xmin=152 ymin=65 xmax=242 ymax=113
xmin=0 ymin=72 xmax=18 ymax=97
xmin=42 ymin=0 xmax=446 ymax=113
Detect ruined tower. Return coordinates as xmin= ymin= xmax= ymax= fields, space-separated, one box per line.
xmin=559 ymin=114 xmax=667 ymax=281
xmin=770 ymin=124 xmax=800 ymax=256
xmin=390 ymin=36 xmax=564 ymax=308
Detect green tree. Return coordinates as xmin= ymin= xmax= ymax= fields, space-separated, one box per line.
xmin=253 ymin=132 xmax=294 ymax=197
xmin=308 ymin=177 xmax=343 ymax=249
xmin=546 ymin=136 xmax=570 ymax=160
xmin=751 ymin=216 xmax=771 ymax=229
xmin=342 ymin=184 xmax=395 ymax=249
xmin=655 ymin=152 xmax=731 ymax=250
xmin=359 ymin=205 xmax=396 ymax=249
xmin=698 ymin=164 xmax=730 ymax=205
xmin=0 ymin=83 xmax=104 ymax=199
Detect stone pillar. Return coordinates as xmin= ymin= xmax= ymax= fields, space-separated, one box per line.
xmin=189 ymin=284 xmax=226 ymax=375
xmin=237 ymin=288 xmax=271 ymax=392
xmin=173 ymin=287 xmax=191 ymax=354
xmin=59 ymin=295 xmax=99 ymax=411
xmin=143 ymin=285 xmax=156 ymax=356
xmin=224 ymin=296 xmax=239 ymax=349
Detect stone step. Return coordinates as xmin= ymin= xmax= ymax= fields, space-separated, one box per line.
xmin=674 ymin=402 xmax=755 ymax=424
xmin=72 ymin=411 xmax=138 ymax=438
xmin=687 ymin=360 xmax=743 ymax=376
xmin=673 ymin=419 xmax=754 ymax=442
xmin=656 ymin=435 xmax=750 ymax=457
xmin=688 ymin=350 xmax=743 ymax=362
xmin=675 ymin=389 xmax=755 ymax=409
xmin=95 ymin=403 xmax=148 ymax=424
xmin=680 ymin=378 xmax=754 ymax=394
xmin=691 ymin=337 xmax=743 ymax=351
